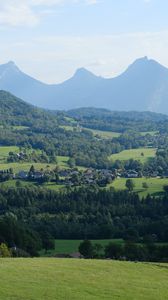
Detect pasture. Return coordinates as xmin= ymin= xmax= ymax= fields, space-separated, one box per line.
xmin=85 ymin=128 xmax=121 ymax=139
xmin=140 ymin=131 xmax=158 ymax=136
xmin=0 ymin=146 xmax=19 ymax=162
xmin=109 ymin=147 xmax=156 ymax=163
xmin=108 ymin=177 xmax=168 ymax=197
xmin=60 ymin=125 xmax=74 ymax=131
xmin=12 ymin=125 xmax=30 ymax=130
xmin=0 ymin=258 xmax=167 ymax=300
xmin=60 ymin=124 xmax=121 ymax=139
xmin=0 ymin=145 xmax=70 ymax=171
xmin=0 ymin=162 xmax=59 ymax=172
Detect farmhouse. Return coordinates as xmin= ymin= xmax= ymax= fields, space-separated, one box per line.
xmin=126 ymin=170 xmax=138 ymax=178
xmin=18 ymin=171 xmax=28 ymax=179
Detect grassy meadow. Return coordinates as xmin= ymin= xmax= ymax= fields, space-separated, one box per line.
xmin=0 ymin=146 xmax=87 ymax=172
xmin=85 ymin=128 xmax=121 ymax=139
xmin=109 ymin=147 xmax=156 ymax=163
xmin=0 ymin=145 xmax=70 ymax=171
xmin=60 ymin=125 xmax=74 ymax=131
xmin=61 ymin=124 xmax=121 ymax=139
xmin=0 ymin=258 xmax=167 ymax=300
xmin=140 ymin=131 xmax=158 ymax=136
xmin=108 ymin=177 xmax=168 ymax=197
xmin=0 ymin=146 xmax=19 ymax=162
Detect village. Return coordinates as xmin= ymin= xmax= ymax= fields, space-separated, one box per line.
xmin=0 ymin=161 xmax=149 ymax=188
xmin=0 ymin=149 xmax=161 ymax=187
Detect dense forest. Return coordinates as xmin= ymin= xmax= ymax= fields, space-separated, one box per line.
xmin=0 ymin=185 xmax=168 ymax=256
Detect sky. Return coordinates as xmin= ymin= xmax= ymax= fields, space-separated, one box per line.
xmin=0 ymin=0 xmax=168 ymax=83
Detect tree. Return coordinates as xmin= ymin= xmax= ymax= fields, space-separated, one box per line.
xmin=142 ymin=182 xmax=148 ymax=189
xmin=29 ymin=165 xmax=35 ymax=173
xmin=105 ymin=242 xmax=123 ymax=259
xmin=125 ymin=179 xmax=135 ymax=191
xmin=124 ymin=228 xmax=139 ymax=242
xmin=0 ymin=243 xmax=11 ymax=257
xmin=79 ymin=240 xmax=94 ymax=258
xmin=42 ymin=232 xmax=55 ymax=253
xmin=16 ymin=180 xmax=22 ymax=188
xmin=163 ymin=185 xmax=168 ymax=194
xmin=93 ymin=243 xmax=103 ymax=258
xmin=68 ymin=158 xmax=76 ymax=168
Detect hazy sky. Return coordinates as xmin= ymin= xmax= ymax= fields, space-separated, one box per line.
xmin=0 ymin=0 xmax=168 ymax=83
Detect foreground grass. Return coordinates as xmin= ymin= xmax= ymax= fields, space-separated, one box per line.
xmin=0 ymin=258 xmax=167 ymax=300
xmin=108 ymin=177 xmax=168 ymax=197
xmin=109 ymin=148 xmax=156 ymax=163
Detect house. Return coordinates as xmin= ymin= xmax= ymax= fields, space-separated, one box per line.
xmin=69 ymin=252 xmax=84 ymax=259
xmin=126 ymin=170 xmax=138 ymax=178
xmin=18 ymin=170 xmax=28 ymax=179
xmin=33 ymin=171 xmax=44 ymax=179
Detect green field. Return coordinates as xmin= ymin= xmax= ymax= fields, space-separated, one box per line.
xmin=0 ymin=180 xmax=67 ymax=192
xmin=85 ymin=128 xmax=121 ymax=139
xmin=0 ymin=180 xmax=34 ymax=188
xmin=0 ymin=146 xmax=19 ymax=162
xmin=61 ymin=123 xmax=121 ymax=139
xmin=0 ymin=162 xmax=58 ymax=172
xmin=0 ymin=146 xmax=87 ymax=172
xmin=12 ymin=125 xmax=30 ymax=130
xmin=64 ymin=116 xmax=77 ymax=124
xmin=140 ymin=131 xmax=158 ymax=136
xmin=41 ymin=239 xmax=123 ymax=256
xmin=0 ymin=145 xmax=70 ymax=171
xmin=0 ymin=258 xmax=167 ymax=300
xmin=60 ymin=125 xmax=74 ymax=131
xmin=108 ymin=177 xmax=168 ymax=197
xmin=109 ymin=147 xmax=156 ymax=163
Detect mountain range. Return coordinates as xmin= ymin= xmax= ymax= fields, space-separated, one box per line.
xmin=0 ymin=57 xmax=168 ymax=113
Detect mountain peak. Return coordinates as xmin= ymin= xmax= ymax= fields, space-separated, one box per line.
xmin=134 ymin=56 xmax=149 ymax=63
xmin=0 ymin=61 xmax=20 ymax=71
xmin=7 ymin=60 xmax=16 ymax=66
xmin=130 ymin=56 xmax=151 ymax=68
xmin=74 ymin=67 xmax=97 ymax=79
xmin=6 ymin=61 xmax=20 ymax=70
xmin=124 ymin=56 xmax=167 ymax=75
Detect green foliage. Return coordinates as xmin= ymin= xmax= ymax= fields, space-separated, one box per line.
xmin=142 ymin=182 xmax=149 ymax=189
xmin=79 ymin=240 xmax=94 ymax=258
xmin=0 ymin=243 xmax=11 ymax=257
xmin=163 ymin=185 xmax=168 ymax=194
xmin=125 ymin=179 xmax=135 ymax=191
xmin=105 ymin=242 xmax=123 ymax=259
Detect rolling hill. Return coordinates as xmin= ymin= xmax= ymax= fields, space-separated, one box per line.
xmin=0 ymin=259 xmax=167 ymax=300
xmin=1 ymin=57 xmax=168 ymax=113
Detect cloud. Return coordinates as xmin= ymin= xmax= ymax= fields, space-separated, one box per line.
xmin=0 ymin=0 xmax=97 ymax=27
xmin=0 ymin=2 xmax=38 ymax=26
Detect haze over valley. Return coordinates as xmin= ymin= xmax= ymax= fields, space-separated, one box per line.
xmin=1 ymin=56 xmax=168 ymax=113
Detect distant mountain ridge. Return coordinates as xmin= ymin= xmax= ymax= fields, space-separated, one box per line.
xmin=1 ymin=57 xmax=168 ymax=113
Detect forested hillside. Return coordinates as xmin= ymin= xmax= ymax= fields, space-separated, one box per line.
xmin=0 ymin=91 xmax=168 ymax=259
